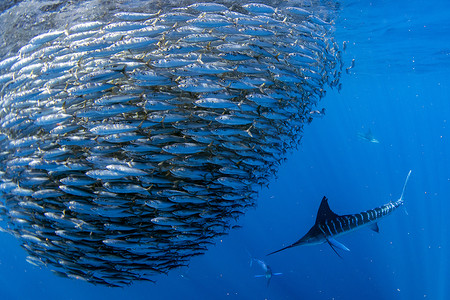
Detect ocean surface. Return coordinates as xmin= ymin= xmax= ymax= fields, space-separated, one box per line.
xmin=0 ymin=0 xmax=449 ymax=299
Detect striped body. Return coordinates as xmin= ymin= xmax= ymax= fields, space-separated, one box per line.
xmin=317 ymin=199 xmax=403 ymax=241
xmin=267 ymin=170 xmax=411 ymax=256
xmin=267 ymin=198 xmax=405 ymax=255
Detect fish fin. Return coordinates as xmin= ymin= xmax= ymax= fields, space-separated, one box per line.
xmin=315 ymin=196 xmax=339 ymax=224
xmin=254 ymin=275 xmax=265 ymax=278
xmin=399 ymin=170 xmax=412 ymax=202
xmin=326 ymin=239 xmax=343 ymax=259
xmin=273 ymin=273 xmax=283 ymax=276
xmin=370 ymin=222 xmax=380 ymax=233
xmin=328 ymin=237 xmax=350 ymax=252
xmin=267 ymin=276 xmax=271 ymax=287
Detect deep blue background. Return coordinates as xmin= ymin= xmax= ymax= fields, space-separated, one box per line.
xmin=1 ymin=0 xmax=449 ymax=299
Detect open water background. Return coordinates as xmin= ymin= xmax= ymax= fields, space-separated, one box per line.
xmin=0 ymin=0 xmax=449 ymax=299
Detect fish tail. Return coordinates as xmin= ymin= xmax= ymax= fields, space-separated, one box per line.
xmin=399 ymin=170 xmax=412 ymax=215
xmin=399 ymin=170 xmax=412 ymax=203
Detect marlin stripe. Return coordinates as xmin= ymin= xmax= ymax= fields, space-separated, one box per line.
xmin=356 ymin=214 xmax=363 ymax=226
xmin=321 ymin=224 xmax=330 ymax=236
xmin=338 ymin=219 xmax=345 ymax=232
xmin=331 ymin=221 xmax=337 ymax=235
xmin=375 ymin=207 xmax=382 ymax=217
xmin=350 ymin=216 xmax=357 ymax=229
xmin=345 ymin=216 xmax=351 ymax=231
xmin=362 ymin=212 xmax=368 ymax=223
xmin=337 ymin=219 xmax=344 ymax=232
xmin=326 ymin=221 xmax=335 ymax=235
xmin=332 ymin=220 xmax=338 ymax=234
xmin=339 ymin=217 xmax=349 ymax=231
xmin=324 ymin=223 xmax=332 ymax=236
xmin=339 ymin=219 xmax=345 ymax=232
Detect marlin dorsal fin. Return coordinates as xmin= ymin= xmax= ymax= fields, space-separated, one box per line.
xmin=315 ymin=196 xmax=339 ymax=224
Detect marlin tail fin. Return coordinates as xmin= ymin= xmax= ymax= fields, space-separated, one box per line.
xmin=400 ymin=170 xmax=412 ymax=202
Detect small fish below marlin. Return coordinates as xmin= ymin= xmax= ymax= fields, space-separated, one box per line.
xmin=250 ymin=258 xmax=282 ymax=286
xmin=267 ymin=170 xmax=412 ymax=257
xmin=357 ymin=129 xmax=379 ymax=144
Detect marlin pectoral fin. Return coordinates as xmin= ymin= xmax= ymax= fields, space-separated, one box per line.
xmin=370 ymin=222 xmax=380 ymax=233
xmin=326 ymin=239 xmax=343 ymax=259
xmin=254 ymin=275 xmax=265 ymax=278
xmin=273 ymin=273 xmax=283 ymax=276
xmin=328 ymin=237 xmax=350 ymax=252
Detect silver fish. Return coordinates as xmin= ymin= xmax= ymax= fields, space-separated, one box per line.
xmin=243 ymin=3 xmax=276 ymax=14
xmin=0 ymin=0 xmax=342 ymax=288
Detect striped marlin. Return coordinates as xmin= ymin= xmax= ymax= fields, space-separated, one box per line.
xmin=267 ymin=170 xmax=412 ymax=257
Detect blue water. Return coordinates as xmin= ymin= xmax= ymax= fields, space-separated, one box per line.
xmin=1 ymin=0 xmax=449 ymax=299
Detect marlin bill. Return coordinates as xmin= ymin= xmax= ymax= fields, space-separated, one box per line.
xmin=268 ymin=170 xmax=412 ymax=256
